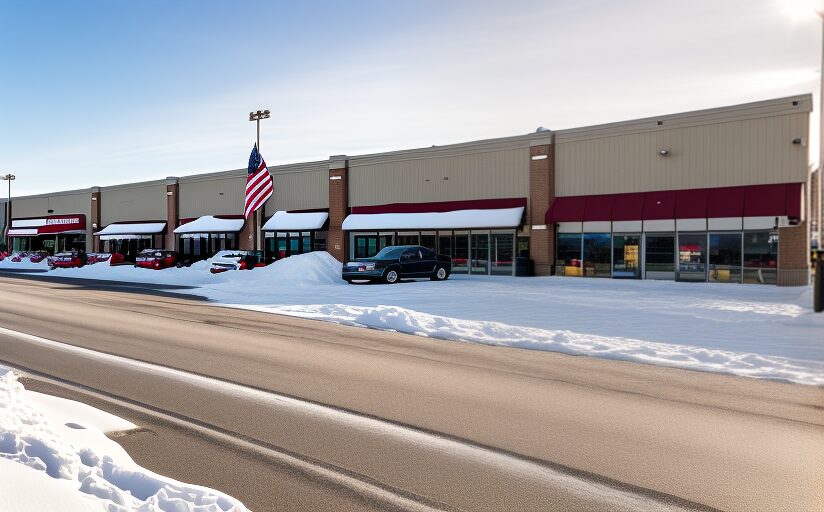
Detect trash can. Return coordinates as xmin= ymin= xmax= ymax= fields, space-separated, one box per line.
xmin=515 ymin=257 xmax=532 ymax=276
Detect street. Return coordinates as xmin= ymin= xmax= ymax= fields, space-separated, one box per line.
xmin=0 ymin=273 xmax=822 ymax=511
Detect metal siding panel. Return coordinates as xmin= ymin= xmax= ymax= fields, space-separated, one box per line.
xmin=10 ymin=197 xmax=49 ymax=218
xmin=349 ymin=148 xmax=529 ymax=207
xmin=179 ymin=177 xmax=246 ymax=218
xmin=555 ymin=113 xmax=808 ymax=196
xmin=101 ymin=184 xmax=167 ymax=224
xmin=47 ymin=193 xmax=91 ymax=217
xmin=266 ymin=169 xmax=329 ymax=212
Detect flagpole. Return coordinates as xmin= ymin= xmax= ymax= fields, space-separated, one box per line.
xmin=248 ymin=109 xmax=270 ymax=253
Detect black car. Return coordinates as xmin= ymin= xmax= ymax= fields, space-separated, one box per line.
xmin=342 ymin=245 xmax=452 ymax=284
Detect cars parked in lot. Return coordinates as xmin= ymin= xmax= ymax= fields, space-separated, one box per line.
xmin=134 ymin=249 xmax=181 ymax=270
xmin=342 ymin=245 xmax=451 ymax=284
xmin=27 ymin=251 xmax=49 ymax=263
xmin=209 ymin=250 xmax=266 ymax=274
xmin=86 ymin=253 xmax=112 ymax=265
xmin=49 ymin=251 xmax=86 ymax=269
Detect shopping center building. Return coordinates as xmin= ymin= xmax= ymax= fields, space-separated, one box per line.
xmin=0 ymin=95 xmax=814 ymax=285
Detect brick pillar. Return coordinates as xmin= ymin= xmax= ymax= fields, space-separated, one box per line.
xmin=328 ymin=155 xmax=349 ymax=262
xmin=90 ymin=187 xmax=101 ymax=252
xmin=165 ymin=177 xmax=179 ymax=251
xmin=778 ymin=220 xmax=810 ymax=286
xmin=528 ymin=134 xmax=555 ymax=276
xmin=239 ymin=217 xmax=255 ymax=250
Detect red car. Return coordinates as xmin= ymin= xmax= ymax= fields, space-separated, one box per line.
xmin=28 ymin=251 xmax=49 ymax=263
xmin=87 ymin=253 xmax=112 ymax=265
xmin=50 ymin=252 xmax=85 ymax=269
xmin=134 ymin=249 xmax=181 ymax=270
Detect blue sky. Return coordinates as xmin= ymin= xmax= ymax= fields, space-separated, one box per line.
xmin=0 ymin=0 xmax=819 ymax=195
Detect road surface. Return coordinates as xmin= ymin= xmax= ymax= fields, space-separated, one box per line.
xmin=0 ymin=273 xmax=822 ymax=511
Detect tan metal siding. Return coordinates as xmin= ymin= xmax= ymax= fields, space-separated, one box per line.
xmin=265 ymin=169 xmax=329 ymax=212
xmin=555 ymin=113 xmax=809 ymax=196
xmin=101 ymin=183 xmax=167 ymax=224
xmin=10 ymin=197 xmax=49 ymax=218
xmin=179 ymin=177 xmax=246 ymax=218
xmin=349 ymin=148 xmax=530 ymax=207
xmin=47 ymin=193 xmax=91 ymax=217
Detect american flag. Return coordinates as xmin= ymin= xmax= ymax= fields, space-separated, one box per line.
xmin=245 ymin=144 xmax=274 ymax=219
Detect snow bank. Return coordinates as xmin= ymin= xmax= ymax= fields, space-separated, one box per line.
xmin=17 ymin=252 xmax=824 ymax=385
xmin=0 ymin=366 xmax=250 ymax=512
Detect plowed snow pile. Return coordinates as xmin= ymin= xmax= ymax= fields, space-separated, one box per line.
xmin=0 ymin=366 xmax=249 ymax=512
xmin=17 ymin=251 xmax=824 ymax=385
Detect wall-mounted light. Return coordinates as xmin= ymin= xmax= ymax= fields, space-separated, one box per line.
xmin=166 ymin=191 xmax=174 ymax=196
xmin=531 ymin=154 xmax=548 ymax=161
xmin=658 ymin=149 xmax=670 ymax=156
xmin=792 ymin=137 xmax=806 ymax=146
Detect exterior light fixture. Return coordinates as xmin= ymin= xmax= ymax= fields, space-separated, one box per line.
xmin=658 ymin=149 xmax=670 ymax=156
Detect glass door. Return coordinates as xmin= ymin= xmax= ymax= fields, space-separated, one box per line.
xmin=709 ymin=233 xmax=742 ymax=283
xmin=612 ymin=234 xmax=641 ymax=278
xmin=677 ymin=233 xmax=707 ymax=282
xmin=644 ymin=234 xmax=675 ymax=280
xmin=470 ymin=232 xmax=489 ymax=275
xmin=453 ymin=231 xmax=469 ymax=274
xmin=490 ymin=231 xmax=514 ymax=276
xmin=583 ymin=233 xmax=611 ymax=277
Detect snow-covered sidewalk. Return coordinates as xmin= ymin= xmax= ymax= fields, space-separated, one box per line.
xmin=36 ymin=252 xmax=824 ymax=385
xmin=0 ymin=366 xmax=249 ymax=512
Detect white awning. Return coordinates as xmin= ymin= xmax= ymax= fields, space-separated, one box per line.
xmin=95 ymin=222 xmax=166 ymax=240
xmin=174 ymin=216 xmax=245 ymax=235
xmin=262 ymin=211 xmax=328 ymax=231
xmin=341 ymin=207 xmax=524 ymax=231
xmin=7 ymin=228 xmax=38 ymax=237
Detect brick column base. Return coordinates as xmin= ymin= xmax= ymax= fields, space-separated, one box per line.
xmin=328 ymin=157 xmax=349 ymax=262
xmin=530 ymin=228 xmax=553 ymax=276
xmin=778 ymin=221 xmax=809 ymax=286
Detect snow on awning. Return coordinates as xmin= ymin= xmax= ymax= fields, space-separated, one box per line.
xmin=342 ymin=207 xmax=524 ymax=231
xmin=174 ymin=216 xmax=245 ymax=235
xmin=7 ymin=228 xmax=38 ymax=237
xmin=262 ymin=211 xmax=329 ymax=231
xmin=95 ymin=222 xmax=166 ymax=240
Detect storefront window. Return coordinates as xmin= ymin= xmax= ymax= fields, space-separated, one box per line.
xmin=313 ymin=232 xmax=327 ymax=252
xmin=743 ymin=231 xmax=778 ymax=284
xmin=517 ymin=236 xmax=530 ymax=258
xmin=453 ymin=232 xmax=469 ymax=274
xmin=583 ymin=233 xmax=611 ymax=277
xmin=491 ymin=231 xmax=514 ymax=276
xmin=678 ymin=233 xmax=707 ymax=282
xmin=556 ymin=233 xmax=582 ymax=277
xmin=438 ymin=232 xmax=453 ymax=259
xmin=645 ymin=234 xmax=675 ymax=279
xmin=396 ymin=232 xmax=419 ymax=246
xmin=709 ymin=233 xmax=742 ymax=283
xmin=420 ymin=232 xmax=436 ymax=252
xmin=613 ymin=234 xmax=640 ymax=278
xmin=470 ymin=232 xmax=489 ymax=274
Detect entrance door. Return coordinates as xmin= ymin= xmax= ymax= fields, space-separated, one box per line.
xmin=452 ymin=231 xmax=469 ymax=274
xmin=612 ymin=234 xmax=641 ymax=278
xmin=709 ymin=233 xmax=742 ymax=283
xmin=677 ymin=233 xmax=707 ymax=282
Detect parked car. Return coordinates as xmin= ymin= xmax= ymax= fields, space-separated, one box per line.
xmin=27 ymin=251 xmax=49 ymax=263
xmin=134 ymin=249 xmax=181 ymax=270
xmin=342 ymin=245 xmax=451 ymax=284
xmin=49 ymin=251 xmax=85 ymax=269
xmin=10 ymin=252 xmax=27 ymax=263
xmin=209 ymin=250 xmax=265 ymax=274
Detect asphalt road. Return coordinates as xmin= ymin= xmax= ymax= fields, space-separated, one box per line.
xmin=0 ymin=273 xmax=822 ymax=511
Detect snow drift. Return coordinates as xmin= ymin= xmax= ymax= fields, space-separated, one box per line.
xmin=0 ymin=366 xmax=249 ymax=512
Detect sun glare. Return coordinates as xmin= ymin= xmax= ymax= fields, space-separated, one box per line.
xmin=781 ymin=0 xmax=824 ymax=22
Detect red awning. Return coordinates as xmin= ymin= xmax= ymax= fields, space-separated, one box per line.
xmin=642 ymin=190 xmax=677 ymax=220
xmin=353 ymin=197 xmax=526 ymax=214
xmin=545 ymin=182 xmax=802 ymax=224
xmin=675 ymin=188 xmax=710 ymax=219
xmin=707 ymin=186 xmax=745 ymax=218
xmin=546 ymin=196 xmax=587 ymax=223
xmin=611 ymin=192 xmax=645 ymax=221
xmin=582 ymin=195 xmax=614 ymax=221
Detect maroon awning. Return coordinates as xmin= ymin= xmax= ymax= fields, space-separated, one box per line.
xmin=582 ymin=195 xmax=614 ymax=221
xmin=642 ymin=190 xmax=677 ymax=220
xmin=675 ymin=189 xmax=710 ymax=219
xmin=544 ymin=182 xmax=802 ymax=224
xmin=707 ymin=186 xmax=745 ymax=218
xmin=353 ymin=197 xmax=526 ymax=215
xmin=611 ymin=192 xmax=645 ymax=221
xmin=546 ymin=196 xmax=587 ymax=223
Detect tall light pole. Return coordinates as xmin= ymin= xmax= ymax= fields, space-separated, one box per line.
xmin=249 ymin=109 xmax=270 ymax=252
xmin=2 ymin=173 xmax=15 ymax=252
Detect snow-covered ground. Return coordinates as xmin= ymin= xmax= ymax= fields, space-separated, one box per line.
xmin=26 ymin=252 xmax=824 ymax=385
xmin=0 ymin=365 xmax=249 ymax=512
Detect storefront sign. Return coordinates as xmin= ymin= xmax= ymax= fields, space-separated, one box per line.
xmin=10 ymin=214 xmax=86 ymax=235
